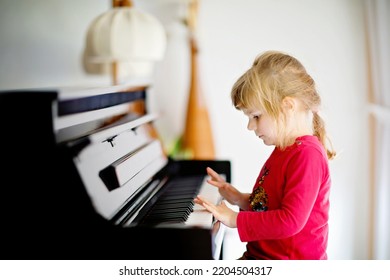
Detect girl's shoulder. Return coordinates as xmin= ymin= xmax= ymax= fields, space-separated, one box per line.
xmin=271 ymin=135 xmax=328 ymax=167
xmin=295 ymin=135 xmax=326 ymax=154
xmin=290 ymin=135 xmax=329 ymax=166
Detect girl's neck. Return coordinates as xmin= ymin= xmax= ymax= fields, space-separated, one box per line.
xmin=286 ymin=110 xmax=313 ymax=141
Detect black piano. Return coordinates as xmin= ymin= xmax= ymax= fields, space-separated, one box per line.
xmin=0 ymin=86 xmax=230 ymax=260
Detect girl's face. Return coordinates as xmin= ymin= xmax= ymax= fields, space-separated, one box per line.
xmin=243 ymin=108 xmax=277 ymax=146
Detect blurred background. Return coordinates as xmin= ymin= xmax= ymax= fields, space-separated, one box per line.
xmin=0 ymin=0 xmax=389 ymax=259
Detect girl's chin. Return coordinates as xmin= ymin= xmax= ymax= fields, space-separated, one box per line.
xmin=260 ymin=138 xmax=274 ymax=146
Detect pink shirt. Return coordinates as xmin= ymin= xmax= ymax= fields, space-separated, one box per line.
xmin=237 ymin=135 xmax=331 ymax=260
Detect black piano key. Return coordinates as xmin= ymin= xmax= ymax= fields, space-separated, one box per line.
xmin=153 ymin=203 xmax=193 ymax=210
xmin=148 ymin=205 xmax=193 ymax=215
xmin=148 ymin=208 xmax=191 ymax=216
xmin=146 ymin=212 xmax=190 ymax=221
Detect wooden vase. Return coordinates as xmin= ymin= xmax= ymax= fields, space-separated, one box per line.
xmin=181 ymin=36 xmax=215 ymax=159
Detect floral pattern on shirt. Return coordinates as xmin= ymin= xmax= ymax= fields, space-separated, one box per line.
xmin=249 ymin=166 xmax=269 ymax=212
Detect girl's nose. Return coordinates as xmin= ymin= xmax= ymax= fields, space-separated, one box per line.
xmin=247 ymin=119 xmax=256 ymax=131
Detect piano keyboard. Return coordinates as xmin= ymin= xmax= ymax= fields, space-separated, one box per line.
xmin=140 ymin=175 xmax=221 ymax=228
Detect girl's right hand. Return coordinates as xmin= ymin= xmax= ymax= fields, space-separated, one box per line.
xmin=206 ymin=167 xmax=250 ymax=210
xmin=194 ymin=195 xmax=238 ymax=228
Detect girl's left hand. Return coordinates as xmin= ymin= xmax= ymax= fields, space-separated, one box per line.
xmin=194 ymin=195 xmax=238 ymax=228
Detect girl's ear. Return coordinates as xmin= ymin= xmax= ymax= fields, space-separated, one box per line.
xmin=282 ymin=96 xmax=296 ymax=112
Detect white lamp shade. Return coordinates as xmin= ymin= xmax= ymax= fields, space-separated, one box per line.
xmin=83 ymin=7 xmax=167 ymax=78
xmin=85 ymin=7 xmax=167 ymax=62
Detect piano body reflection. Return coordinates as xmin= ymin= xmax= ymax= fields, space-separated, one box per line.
xmin=0 ymin=86 xmax=230 ymax=260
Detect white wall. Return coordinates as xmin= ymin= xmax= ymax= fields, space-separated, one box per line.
xmin=0 ymin=0 xmax=369 ymax=259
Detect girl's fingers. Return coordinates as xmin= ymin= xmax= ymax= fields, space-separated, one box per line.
xmin=193 ymin=197 xmax=202 ymax=205
xmin=196 ymin=195 xmax=217 ymax=211
xmin=206 ymin=167 xmax=224 ymax=182
xmin=196 ymin=195 xmax=210 ymax=205
xmin=206 ymin=179 xmax=224 ymax=188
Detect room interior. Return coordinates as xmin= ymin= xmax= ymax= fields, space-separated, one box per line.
xmin=0 ymin=0 xmax=389 ymax=260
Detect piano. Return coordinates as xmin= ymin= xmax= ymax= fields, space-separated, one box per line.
xmin=0 ymin=85 xmax=230 ymax=260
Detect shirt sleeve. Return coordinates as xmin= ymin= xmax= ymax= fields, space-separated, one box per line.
xmin=237 ymin=146 xmax=327 ymax=242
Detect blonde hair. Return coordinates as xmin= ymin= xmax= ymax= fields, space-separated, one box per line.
xmin=231 ymin=50 xmax=336 ymax=160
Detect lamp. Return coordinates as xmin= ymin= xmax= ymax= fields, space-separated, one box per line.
xmin=83 ymin=0 xmax=167 ymax=85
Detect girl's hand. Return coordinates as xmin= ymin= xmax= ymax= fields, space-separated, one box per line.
xmin=206 ymin=167 xmax=250 ymax=210
xmin=194 ymin=195 xmax=238 ymax=228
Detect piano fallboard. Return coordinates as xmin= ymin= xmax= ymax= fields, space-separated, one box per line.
xmin=0 ymin=87 xmax=231 ymax=260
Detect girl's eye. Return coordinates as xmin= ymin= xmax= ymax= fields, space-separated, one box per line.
xmin=253 ymin=115 xmax=260 ymax=120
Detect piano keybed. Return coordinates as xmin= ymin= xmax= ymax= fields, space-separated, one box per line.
xmin=140 ymin=175 xmax=204 ymax=225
